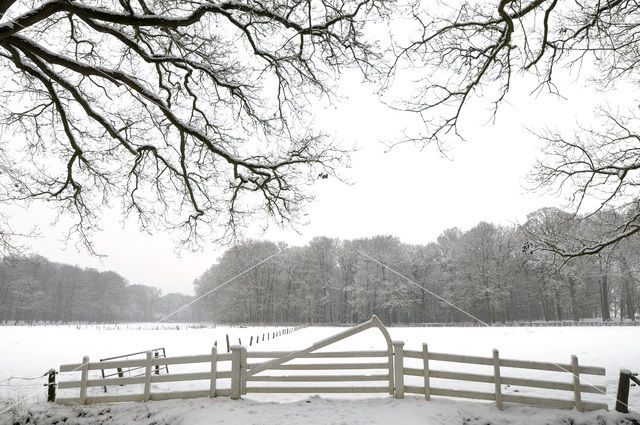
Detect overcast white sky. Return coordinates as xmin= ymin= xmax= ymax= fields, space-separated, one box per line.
xmin=19 ymin=68 xmax=608 ymax=296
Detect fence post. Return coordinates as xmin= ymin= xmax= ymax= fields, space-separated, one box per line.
xmin=226 ymin=334 xmax=230 ymax=353
xmin=210 ymin=346 xmax=217 ymax=398
xmin=422 ymin=344 xmax=431 ymax=400
xmin=79 ymin=355 xmax=89 ymax=405
xmin=143 ymin=351 xmax=152 ymax=402
xmin=387 ymin=344 xmax=395 ymax=396
xmin=45 ymin=369 xmax=56 ymax=402
xmin=616 ymin=369 xmax=631 ymax=413
xmin=393 ymin=341 xmax=405 ymax=399
xmin=571 ymin=355 xmax=583 ymax=411
xmin=241 ymin=346 xmax=247 ymax=395
xmin=154 ymin=351 xmax=160 ymax=375
xmin=162 ymin=347 xmax=169 ymax=374
xmin=493 ymin=349 xmax=503 ymax=410
xmin=101 ymin=367 xmax=107 ymax=393
xmin=230 ymin=345 xmax=242 ymax=400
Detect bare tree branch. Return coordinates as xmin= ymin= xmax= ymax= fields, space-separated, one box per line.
xmin=0 ymin=0 xmax=387 ymax=253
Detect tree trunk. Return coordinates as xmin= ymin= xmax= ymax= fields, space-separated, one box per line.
xmin=627 ymin=283 xmax=636 ymax=321
xmin=567 ymin=276 xmax=581 ymax=322
xmin=619 ymin=258 xmax=636 ymax=321
xmin=600 ymin=274 xmax=611 ymax=321
xmin=555 ymin=289 xmax=562 ymax=321
xmin=538 ymin=284 xmax=549 ymax=321
xmin=421 ymin=287 xmax=427 ymax=323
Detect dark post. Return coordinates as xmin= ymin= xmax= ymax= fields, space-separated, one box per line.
xmin=250 ymin=336 xmax=253 ymax=346
xmin=226 ymin=334 xmax=230 ymax=353
xmin=45 ymin=369 xmax=56 ymax=402
xmin=101 ymin=367 xmax=107 ymax=393
xmin=616 ymin=369 xmax=631 ymax=413
xmin=154 ymin=351 xmax=160 ymax=375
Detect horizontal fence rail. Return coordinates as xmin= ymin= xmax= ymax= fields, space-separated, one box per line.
xmin=397 ymin=343 xmax=607 ymax=412
xmin=244 ymin=350 xmax=391 ymax=395
xmin=57 ymin=347 xmax=227 ymax=405
xmin=53 ymin=317 xmax=608 ymax=412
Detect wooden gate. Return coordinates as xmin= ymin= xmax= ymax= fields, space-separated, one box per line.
xmin=238 ymin=315 xmax=394 ymax=397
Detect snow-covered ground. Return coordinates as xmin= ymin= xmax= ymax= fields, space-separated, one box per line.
xmin=2 ymin=323 xmax=640 ymax=424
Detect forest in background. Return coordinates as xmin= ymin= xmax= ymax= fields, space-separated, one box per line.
xmin=2 ymin=207 xmax=639 ymax=325
xmin=0 ymin=256 xmax=194 ymax=323
xmin=194 ymin=207 xmax=640 ymax=325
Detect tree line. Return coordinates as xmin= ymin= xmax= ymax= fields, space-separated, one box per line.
xmin=2 ymin=205 xmax=639 ymax=325
xmin=194 ymin=207 xmax=640 ymax=325
xmin=0 ymin=256 xmax=195 ymax=323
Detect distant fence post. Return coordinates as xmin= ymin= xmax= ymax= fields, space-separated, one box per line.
xmin=393 ymin=341 xmax=405 ymax=399
xmin=226 ymin=334 xmax=230 ymax=353
xmin=571 ymin=355 xmax=583 ymax=411
xmin=493 ymin=349 xmax=503 ymax=410
xmin=616 ymin=369 xmax=631 ymax=413
xmin=79 ymin=355 xmax=89 ymax=405
xmin=45 ymin=369 xmax=56 ymax=402
xmin=210 ymin=346 xmax=217 ymax=398
xmin=230 ymin=345 xmax=242 ymax=400
xmin=422 ymin=344 xmax=431 ymax=400
xmin=143 ymin=351 xmax=152 ymax=402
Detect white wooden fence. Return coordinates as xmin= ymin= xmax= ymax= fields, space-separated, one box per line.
xmin=393 ymin=341 xmax=608 ymax=411
xmin=56 ymin=317 xmax=608 ymax=411
xmin=57 ymin=348 xmax=230 ymax=405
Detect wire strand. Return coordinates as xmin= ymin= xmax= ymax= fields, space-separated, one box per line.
xmin=357 ymin=249 xmax=638 ymax=414
xmin=0 ymin=361 xmax=87 ymax=416
xmin=157 ymin=248 xmax=283 ymax=323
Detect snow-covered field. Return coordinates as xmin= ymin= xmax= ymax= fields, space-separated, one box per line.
xmin=2 ymin=323 xmax=640 ymax=424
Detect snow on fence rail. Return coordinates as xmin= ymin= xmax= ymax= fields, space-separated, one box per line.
xmin=54 ymin=317 xmax=608 ymax=411
xmin=245 ymin=349 xmax=392 ymax=395
xmin=57 ymin=349 xmax=231 ymax=405
xmin=395 ymin=342 xmax=608 ymax=411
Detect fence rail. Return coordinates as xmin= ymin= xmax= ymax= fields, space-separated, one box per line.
xmin=396 ymin=342 xmax=607 ymax=411
xmin=244 ymin=349 xmax=391 ymax=395
xmin=54 ymin=317 xmax=608 ymax=412
xmin=57 ymin=347 xmax=225 ymax=405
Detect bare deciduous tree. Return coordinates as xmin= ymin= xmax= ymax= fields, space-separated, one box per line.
xmin=530 ymin=112 xmax=640 ymax=256
xmin=0 ymin=0 xmax=385 ymax=253
xmin=389 ymin=0 xmax=640 ymax=254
